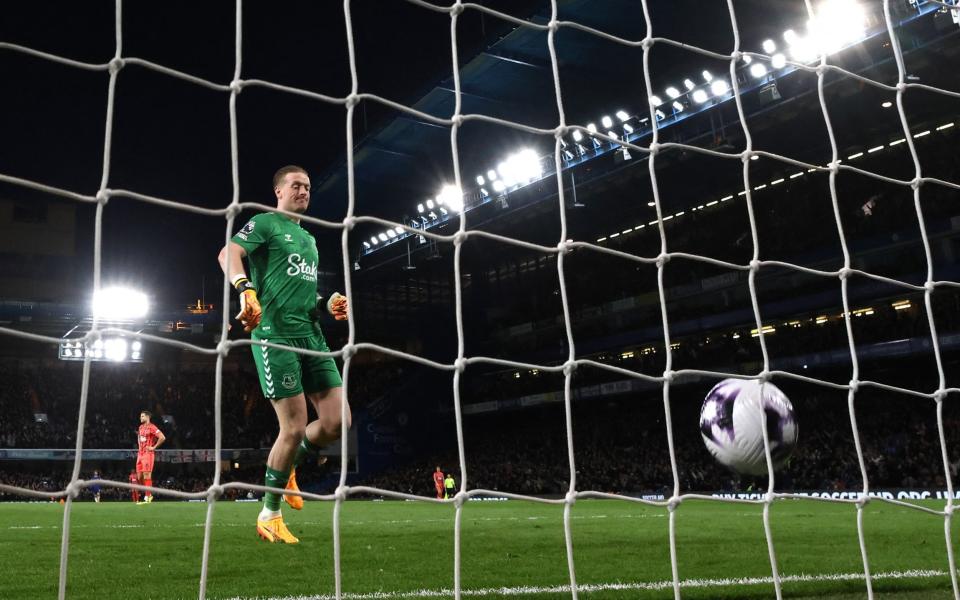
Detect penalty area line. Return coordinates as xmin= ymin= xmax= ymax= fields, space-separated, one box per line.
xmin=222 ymin=569 xmax=950 ymax=600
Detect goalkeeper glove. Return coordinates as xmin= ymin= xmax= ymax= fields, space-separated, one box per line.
xmin=232 ymin=276 xmax=262 ymax=332
xmin=315 ymin=292 xmax=348 ymax=321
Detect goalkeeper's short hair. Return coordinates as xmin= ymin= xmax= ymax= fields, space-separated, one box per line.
xmin=273 ymin=165 xmax=308 ymax=188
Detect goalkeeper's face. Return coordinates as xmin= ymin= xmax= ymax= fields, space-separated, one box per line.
xmin=276 ymin=172 xmax=311 ymax=214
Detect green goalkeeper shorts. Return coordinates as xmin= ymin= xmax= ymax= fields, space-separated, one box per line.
xmin=250 ymin=332 xmax=343 ymax=400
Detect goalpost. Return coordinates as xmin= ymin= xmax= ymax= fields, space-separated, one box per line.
xmin=0 ymin=1 xmax=958 ymax=599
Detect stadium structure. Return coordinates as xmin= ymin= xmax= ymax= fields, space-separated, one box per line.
xmin=0 ymin=0 xmax=959 ymax=598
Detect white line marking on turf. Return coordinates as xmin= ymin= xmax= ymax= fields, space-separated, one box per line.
xmin=221 ymin=569 xmax=950 ymax=600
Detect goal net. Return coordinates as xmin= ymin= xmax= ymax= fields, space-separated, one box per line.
xmin=0 ymin=0 xmax=958 ymax=599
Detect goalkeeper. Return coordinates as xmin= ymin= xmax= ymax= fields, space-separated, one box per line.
xmin=218 ymin=165 xmax=351 ymax=544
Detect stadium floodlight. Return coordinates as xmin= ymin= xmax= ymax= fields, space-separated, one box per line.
xmin=572 ymin=129 xmax=584 ymax=142
xmin=665 ymin=86 xmax=680 ymax=99
xmin=370 ymin=236 xmax=379 ymax=245
xmin=363 ymin=241 xmax=371 ymax=249
xmin=710 ymin=79 xmax=729 ymax=96
xmin=702 ymin=70 xmax=713 ymax=82
xmin=649 ymin=95 xmax=663 ymax=107
xmin=438 ymin=184 xmax=464 ymax=212
xmin=655 ymin=109 xmax=665 ymax=121
xmin=672 ymin=100 xmax=684 ymax=112
xmin=683 ymin=78 xmax=695 ymax=91
xmin=104 ymin=338 xmax=127 ymax=362
xmin=426 ymin=199 xmax=435 ymax=210
xmin=92 ymin=287 xmax=149 ymax=320
xmin=788 ymin=34 xmax=818 ymax=62
xmin=586 ymin=123 xmax=597 ymax=134
xmin=771 ymin=53 xmax=786 ymax=69
xmin=742 ymin=54 xmax=752 ymax=64
xmin=497 ymin=161 xmax=516 ymax=186
xmin=378 ymin=233 xmax=388 ymax=242
xmin=387 ymin=229 xmax=397 ymax=239
xmin=601 ymin=115 xmax=613 ymax=128
xmin=623 ymin=123 xmax=634 ymax=133
xmin=808 ymin=0 xmax=867 ymax=55
xmin=692 ymin=89 xmax=709 ymax=104
xmin=606 ymin=130 xmax=618 ymax=140
xmin=783 ymin=29 xmax=799 ymax=44
xmin=487 ymin=169 xmax=497 ymax=181
xmin=427 ymin=211 xmax=437 ymax=220
xmin=417 ymin=203 xmax=424 ymax=213
xmin=762 ymin=39 xmax=777 ymax=54
xmin=615 ymin=110 xmax=630 ymax=121
xmin=882 ymin=101 xmax=893 ymax=108
xmin=394 ymin=226 xmax=404 ymax=234
xmin=476 ymin=175 xmax=484 ymax=186
xmin=439 ymin=207 xmax=448 ymax=215
xmin=750 ymin=63 xmax=768 ymax=78
xmin=492 ymin=179 xmax=506 ymax=192
xmin=507 ymin=149 xmax=542 ymax=183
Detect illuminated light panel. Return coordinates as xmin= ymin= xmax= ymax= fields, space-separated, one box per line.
xmin=892 ymin=300 xmax=912 ymax=310
xmin=751 ymin=325 xmax=776 ymax=337
xmin=914 ymin=130 xmax=931 ymax=138
xmin=867 ymin=145 xmax=884 ymax=153
xmin=789 ymin=172 xmax=804 ymax=179
xmin=848 ymin=152 xmax=863 ymax=160
xmin=890 ymin=138 xmax=906 ymax=146
xmin=936 ymin=122 xmax=954 ymax=131
xmin=771 ymin=178 xmax=784 ymax=185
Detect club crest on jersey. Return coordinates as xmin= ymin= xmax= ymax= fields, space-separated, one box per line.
xmin=281 ymin=373 xmax=297 ymax=389
xmin=286 ymin=253 xmax=318 ymax=282
xmin=284 ymin=234 xmax=293 ymax=242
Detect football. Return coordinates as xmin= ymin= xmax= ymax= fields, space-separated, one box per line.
xmin=699 ymin=378 xmax=798 ymax=476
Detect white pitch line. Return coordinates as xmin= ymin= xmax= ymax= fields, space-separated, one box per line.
xmin=221 ymin=569 xmax=951 ymax=600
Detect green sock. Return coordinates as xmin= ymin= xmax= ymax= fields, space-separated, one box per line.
xmin=263 ymin=466 xmax=289 ymax=511
xmin=293 ymin=437 xmax=322 ymax=469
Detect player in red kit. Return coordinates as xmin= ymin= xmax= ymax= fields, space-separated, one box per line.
xmin=136 ymin=411 xmax=166 ymax=503
xmin=128 ymin=470 xmax=140 ymax=503
xmin=433 ymin=466 xmax=444 ymax=500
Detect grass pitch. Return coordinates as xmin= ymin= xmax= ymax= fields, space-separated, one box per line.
xmin=0 ymin=498 xmax=956 ymax=599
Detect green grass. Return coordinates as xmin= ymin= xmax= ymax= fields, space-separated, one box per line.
xmin=0 ymin=498 xmax=956 ymax=599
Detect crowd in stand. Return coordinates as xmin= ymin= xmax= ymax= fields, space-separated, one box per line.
xmin=0 ymin=355 xmax=406 ymax=451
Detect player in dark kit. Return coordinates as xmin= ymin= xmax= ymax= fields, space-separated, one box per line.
xmin=218 ymin=165 xmax=351 ymax=544
xmin=136 ymin=411 xmax=165 ymax=503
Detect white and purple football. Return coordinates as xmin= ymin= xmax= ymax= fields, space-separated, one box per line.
xmin=699 ymin=378 xmax=798 ymax=476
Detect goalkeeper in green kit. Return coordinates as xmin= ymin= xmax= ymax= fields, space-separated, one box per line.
xmin=218 ymin=165 xmax=350 ymax=544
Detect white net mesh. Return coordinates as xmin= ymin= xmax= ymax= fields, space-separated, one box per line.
xmin=0 ymin=0 xmax=959 ymax=598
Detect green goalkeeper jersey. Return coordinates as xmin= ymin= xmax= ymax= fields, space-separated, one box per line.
xmin=231 ymin=212 xmax=321 ymax=338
